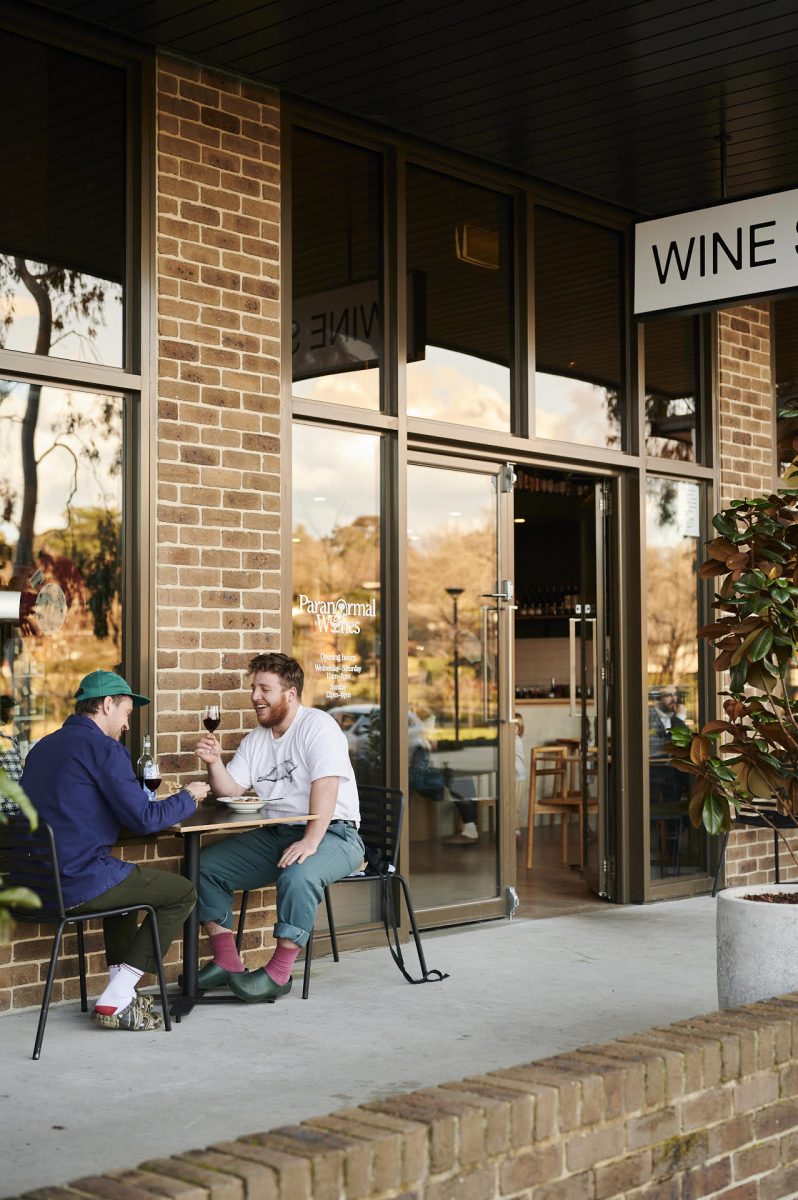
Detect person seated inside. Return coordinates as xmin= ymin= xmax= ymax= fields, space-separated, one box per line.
xmin=21 ymin=670 xmax=210 ymax=1031
xmin=0 ymin=694 xmax=23 ymax=815
xmin=194 ymin=652 xmax=365 ymax=1002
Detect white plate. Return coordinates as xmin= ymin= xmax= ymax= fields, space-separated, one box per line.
xmin=216 ymin=796 xmax=264 ymax=813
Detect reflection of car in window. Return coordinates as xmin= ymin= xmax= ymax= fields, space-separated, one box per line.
xmin=328 ymin=704 xmax=431 ymax=773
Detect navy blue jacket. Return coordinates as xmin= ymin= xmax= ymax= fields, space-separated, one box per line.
xmin=21 ymin=715 xmax=196 ymax=908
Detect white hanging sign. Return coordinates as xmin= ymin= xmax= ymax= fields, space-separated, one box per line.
xmin=634 ymin=189 xmax=798 ymax=315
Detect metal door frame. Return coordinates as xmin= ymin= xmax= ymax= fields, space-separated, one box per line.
xmin=404 ymin=449 xmax=515 ymax=928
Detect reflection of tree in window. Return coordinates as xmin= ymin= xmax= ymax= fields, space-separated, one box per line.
xmin=0 ymin=382 xmax=123 ymax=737
xmin=407 ymin=506 xmax=495 ymax=729
xmin=774 ymin=297 xmax=798 ymax=473
xmin=292 ymin=514 xmax=380 ymax=710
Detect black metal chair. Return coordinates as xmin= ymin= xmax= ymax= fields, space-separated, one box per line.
xmin=236 ymin=784 xmax=436 ymax=997
xmin=1 ymin=818 xmax=172 ymax=1059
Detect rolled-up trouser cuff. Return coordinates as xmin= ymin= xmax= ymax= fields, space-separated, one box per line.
xmin=274 ymin=919 xmax=310 ymax=947
xmin=197 ymin=903 xmax=234 ymax=929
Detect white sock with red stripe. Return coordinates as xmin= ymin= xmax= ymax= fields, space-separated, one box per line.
xmin=94 ymin=963 xmax=143 ymax=1015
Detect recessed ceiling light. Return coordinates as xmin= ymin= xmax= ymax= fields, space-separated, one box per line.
xmin=514 ymin=517 xmax=526 ymax=524
xmin=449 ymin=511 xmax=462 ymax=516
xmin=313 ymin=496 xmax=326 ymax=502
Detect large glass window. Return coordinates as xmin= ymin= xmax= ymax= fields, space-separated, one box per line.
xmin=535 ymin=208 xmax=624 ymax=449
xmin=774 ymin=296 xmax=798 ymax=475
xmin=0 ymin=32 xmax=126 ymax=367
xmin=644 ymin=316 xmax=700 ymax=462
xmin=406 ymin=167 xmax=514 ymax=432
xmin=645 ymin=477 xmax=705 ymax=881
xmin=291 ymin=130 xmax=383 ymax=410
xmin=0 ymin=381 xmax=124 ymax=751
xmin=291 ymin=423 xmax=382 ymax=785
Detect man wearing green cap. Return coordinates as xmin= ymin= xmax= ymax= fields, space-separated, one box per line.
xmin=21 ymin=670 xmax=210 ymax=1031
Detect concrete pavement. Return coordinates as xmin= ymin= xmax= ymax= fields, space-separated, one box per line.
xmin=2 ymin=896 xmax=718 ymax=1196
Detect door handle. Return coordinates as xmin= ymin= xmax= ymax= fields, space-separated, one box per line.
xmin=569 ymin=618 xmax=578 ymax=717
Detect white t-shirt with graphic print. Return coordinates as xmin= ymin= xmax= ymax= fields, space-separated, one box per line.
xmin=226 ymin=705 xmax=360 ymax=824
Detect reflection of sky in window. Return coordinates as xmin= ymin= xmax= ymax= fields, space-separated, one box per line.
xmin=407 ymin=347 xmax=510 ymax=431
xmin=646 ymin=478 xmax=700 ymax=548
xmin=292 ymin=366 xmax=380 ymax=409
xmin=0 ymin=383 xmax=122 ymax=543
xmin=407 ymin=465 xmax=495 ymax=539
xmin=292 ymin=424 xmax=379 ymax=539
xmin=535 ymin=374 xmax=619 ymax=447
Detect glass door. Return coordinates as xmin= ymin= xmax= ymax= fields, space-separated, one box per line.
xmin=406 ymin=456 xmax=513 ymax=924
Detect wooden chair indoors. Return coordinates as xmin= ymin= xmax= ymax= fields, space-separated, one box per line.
xmin=526 ymin=745 xmax=581 ymax=869
xmin=563 ymin=750 xmax=599 ymax=870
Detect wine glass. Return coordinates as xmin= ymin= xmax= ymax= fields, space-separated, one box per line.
xmin=142 ymin=760 xmax=162 ymax=793
xmin=203 ymin=704 xmax=220 ymax=735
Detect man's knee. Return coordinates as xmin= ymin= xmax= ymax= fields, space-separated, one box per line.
xmin=162 ymin=871 xmax=196 ymax=910
xmin=276 ymin=862 xmax=321 ymax=904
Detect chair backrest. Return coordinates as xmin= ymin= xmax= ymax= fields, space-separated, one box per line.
xmin=0 ymin=818 xmax=64 ymax=920
xmin=357 ymin=784 xmax=405 ymax=871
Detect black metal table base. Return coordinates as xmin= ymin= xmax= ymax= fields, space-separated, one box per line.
xmin=171 ymin=991 xmax=275 ymax=1020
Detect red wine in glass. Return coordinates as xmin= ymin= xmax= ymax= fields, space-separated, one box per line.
xmin=137 ymin=775 xmax=162 ymax=791
xmin=203 ymin=704 xmax=220 ymax=734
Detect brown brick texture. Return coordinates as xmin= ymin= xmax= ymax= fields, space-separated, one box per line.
xmin=11 ymin=995 xmax=798 ymax=1200
xmin=0 ymin=58 xmax=282 ymax=1012
xmin=715 ymin=304 xmax=795 ymax=888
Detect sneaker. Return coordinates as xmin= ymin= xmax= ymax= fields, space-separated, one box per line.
xmin=93 ymin=994 xmax=163 ymax=1031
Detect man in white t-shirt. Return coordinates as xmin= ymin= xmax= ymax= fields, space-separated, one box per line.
xmin=195 ymin=652 xmax=364 ymax=1002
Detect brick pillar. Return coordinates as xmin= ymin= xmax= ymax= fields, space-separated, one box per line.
xmin=155 ymin=58 xmax=281 ymax=766
xmin=154 ymin=59 xmax=283 ymax=960
xmin=716 ymin=304 xmax=798 ymax=884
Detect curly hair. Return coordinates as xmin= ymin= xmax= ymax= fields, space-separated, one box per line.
xmin=248 ymin=652 xmax=304 ymax=697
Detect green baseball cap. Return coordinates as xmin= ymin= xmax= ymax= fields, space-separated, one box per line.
xmin=74 ymin=670 xmax=150 ymax=708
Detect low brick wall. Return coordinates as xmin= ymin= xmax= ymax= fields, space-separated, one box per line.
xmin=13 ymin=996 xmax=798 ymax=1200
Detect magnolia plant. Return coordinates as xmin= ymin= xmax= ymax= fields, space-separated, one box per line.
xmin=0 ymin=769 xmax=40 ymax=943
xmin=670 ymin=484 xmax=798 ymax=848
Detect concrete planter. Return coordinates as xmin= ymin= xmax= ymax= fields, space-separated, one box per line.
xmin=717 ymin=882 xmax=798 ymax=1009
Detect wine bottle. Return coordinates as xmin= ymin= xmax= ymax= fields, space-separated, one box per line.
xmin=136 ymin=735 xmax=159 ymax=795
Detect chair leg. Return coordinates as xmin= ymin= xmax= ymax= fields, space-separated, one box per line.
xmin=76 ymin=923 xmax=88 ymax=1012
xmin=235 ymin=891 xmax=249 ymax=953
xmin=560 ymin=811 xmax=569 ymax=864
xmin=324 ymin=886 xmax=339 ymax=962
xmin=712 ymin=831 xmax=730 ymax=896
xmin=526 ymin=775 xmax=535 ymax=869
xmin=302 ymin=928 xmax=313 ymax=999
xmin=143 ymin=905 xmax=172 ymax=1032
xmin=396 ymin=873 xmax=431 ymax=977
xmin=33 ymin=921 xmax=66 ymax=1061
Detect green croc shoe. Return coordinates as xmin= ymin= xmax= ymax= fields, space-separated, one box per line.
xmin=197 ymin=962 xmax=236 ymax=990
xmin=227 ymin=968 xmax=292 ymax=1004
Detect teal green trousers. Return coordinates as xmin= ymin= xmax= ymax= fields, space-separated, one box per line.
xmin=198 ymin=820 xmax=365 ymax=947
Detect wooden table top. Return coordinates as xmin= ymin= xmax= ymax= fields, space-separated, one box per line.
xmin=171 ymin=805 xmax=319 ymax=834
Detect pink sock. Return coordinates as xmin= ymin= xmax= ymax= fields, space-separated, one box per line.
xmin=210 ymin=931 xmax=245 ymax=974
xmin=265 ymin=943 xmax=300 ymax=985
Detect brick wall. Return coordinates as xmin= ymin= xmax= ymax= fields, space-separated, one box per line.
xmin=0 ymin=58 xmax=283 ymax=1012
xmin=714 ymin=304 xmax=798 ymax=887
xmin=13 ymin=995 xmax=798 ymax=1200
